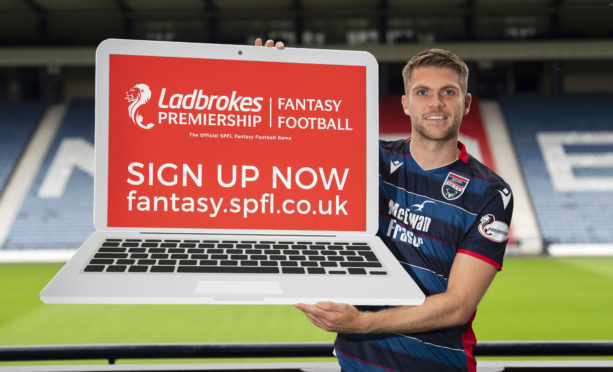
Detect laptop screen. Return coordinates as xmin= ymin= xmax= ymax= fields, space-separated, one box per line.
xmin=105 ymin=52 xmax=368 ymax=232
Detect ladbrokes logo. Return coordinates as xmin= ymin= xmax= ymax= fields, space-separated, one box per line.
xmin=158 ymin=88 xmax=263 ymax=112
xmin=125 ymin=84 xmax=155 ymax=130
xmin=124 ymin=84 xmax=264 ymax=130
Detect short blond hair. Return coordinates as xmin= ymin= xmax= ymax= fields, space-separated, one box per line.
xmin=402 ymin=48 xmax=469 ymax=94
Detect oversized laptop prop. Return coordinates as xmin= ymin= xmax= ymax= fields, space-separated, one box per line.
xmin=41 ymin=38 xmax=425 ymax=305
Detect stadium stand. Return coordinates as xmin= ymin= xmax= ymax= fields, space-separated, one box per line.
xmin=0 ymin=102 xmax=45 ymax=194
xmin=2 ymin=99 xmax=95 ymax=250
xmin=0 ymin=84 xmax=607 ymax=259
xmin=480 ymin=100 xmax=542 ymax=255
xmin=1 ymin=94 xmax=535 ymax=255
xmin=500 ymin=93 xmax=613 ymax=253
xmin=1 ymin=95 xmax=509 ymax=252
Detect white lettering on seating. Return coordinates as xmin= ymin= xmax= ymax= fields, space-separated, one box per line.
xmin=536 ymin=131 xmax=613 ymax=191
xmin=38 ymin=137 xmax=94 ymax=198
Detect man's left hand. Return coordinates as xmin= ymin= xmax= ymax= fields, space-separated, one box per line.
xmin=295 ymin=301 xmax=370 ymax=333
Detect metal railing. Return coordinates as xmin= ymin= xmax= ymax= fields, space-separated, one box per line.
xmin=1 ymin=341 xmax=613 ymax=365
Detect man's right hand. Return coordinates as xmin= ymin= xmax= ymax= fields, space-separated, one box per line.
xmin=254 ymin=38 xmax=285 ymax=49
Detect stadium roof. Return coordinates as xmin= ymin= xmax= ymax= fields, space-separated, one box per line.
xmin=1 ymin=0 xmax=611 ymax=45
xmin=0 ymin=0 xmax=611 ymax=65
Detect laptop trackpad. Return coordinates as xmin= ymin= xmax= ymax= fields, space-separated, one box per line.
xmin=194 ymin=281 xmax=283 ymax=295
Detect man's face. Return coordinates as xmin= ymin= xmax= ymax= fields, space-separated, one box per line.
xmin=401 ymin=66 xmax=472 ymax=142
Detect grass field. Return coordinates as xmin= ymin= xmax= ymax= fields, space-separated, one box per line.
xmin=1 ymin=257 xmax=612 ymax=348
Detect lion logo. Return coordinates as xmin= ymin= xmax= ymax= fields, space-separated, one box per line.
xmin=124 ymin=84 xmax=155 ymax=129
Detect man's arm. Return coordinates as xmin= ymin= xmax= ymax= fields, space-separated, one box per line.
xmin=295 ymin=252 xmax=498 ymax=334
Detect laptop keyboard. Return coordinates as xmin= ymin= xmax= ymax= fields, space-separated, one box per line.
xmin=83 ymin=239 xmax=388 ymax=276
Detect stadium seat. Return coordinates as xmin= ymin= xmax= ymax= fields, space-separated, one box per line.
xmin=2 ymin=99 xmax=95 ymax=250
xmin=0 ymin=102 xmax=45 ymax=195
xmin=500 ymin=93 xmax=613 ymax=246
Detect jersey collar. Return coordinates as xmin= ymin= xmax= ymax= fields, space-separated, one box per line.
xmin=404 ymin=138 xmax=470 ymax=164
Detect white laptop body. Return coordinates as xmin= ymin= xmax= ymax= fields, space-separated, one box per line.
xmin=40 ymin=39 xmax=425 ymax=305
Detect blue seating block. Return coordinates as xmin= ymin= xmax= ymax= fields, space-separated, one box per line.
xmin=501 ymin=93 xmax=613 ymax=245
xmin=0 ymin=102 xmax=45 ymax=194
xmin=3 ymin=100 xmax=95 ymax=249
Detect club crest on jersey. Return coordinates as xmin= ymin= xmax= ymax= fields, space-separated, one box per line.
xmin=441 ymin=172 xmax=469 ymax=200
xmin=478 ymin=214 xmax=509 ymax=243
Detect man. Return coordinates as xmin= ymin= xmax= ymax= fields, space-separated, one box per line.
xmin=257 ymin=38 xmax=513 ymax=371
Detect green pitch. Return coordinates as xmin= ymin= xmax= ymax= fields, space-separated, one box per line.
xmin=1 ymin=257 xmax=612 ymax=347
